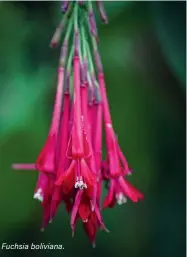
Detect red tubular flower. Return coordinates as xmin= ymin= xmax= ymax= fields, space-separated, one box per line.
xmin=55 ymin=57 xmax=96 ymax=199
xmin=48 ymin=92 xmax=71 ymax=221
xmin=36 ymin=67 xmax=64 ymax=175
xmin=80 ymin=82 xmax=98 ymax=209
xmin=99 ymin=72 xmax=144 ymax=207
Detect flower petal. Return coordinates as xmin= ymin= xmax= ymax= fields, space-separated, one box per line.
xmin=80 ymin=159 xmax=96 ymax=186
xmin=78 ymin=196 xmax=91 ymax=222
xmin=36 ymin=135 xmax=56 ymax=174
xmin=118 ymin=177 xmax=144 ymax=202
xmin=71 ymin=190 xmax=83 ymax=231
xmin=55 ymin=160 xmax=76 ymax=194
xmin=103 ymin=179 xmax=116 ymax=208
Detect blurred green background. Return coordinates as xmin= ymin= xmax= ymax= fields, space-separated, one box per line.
xmin=0 ymin=1 xmax=185 ymax=257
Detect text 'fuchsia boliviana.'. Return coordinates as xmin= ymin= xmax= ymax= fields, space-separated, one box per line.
xmin=12 ymin=1 xmax=144 ymax=246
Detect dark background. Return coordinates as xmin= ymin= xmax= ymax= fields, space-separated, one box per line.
xmin=0 ymin=1 xmax=186 ymax=257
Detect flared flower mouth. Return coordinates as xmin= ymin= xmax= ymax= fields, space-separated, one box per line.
xmin=12 ymin=1 xmax=144 ymax=246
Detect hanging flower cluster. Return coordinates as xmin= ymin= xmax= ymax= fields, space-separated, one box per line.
xmin=12 ymin=1 xmax=143 ymax=246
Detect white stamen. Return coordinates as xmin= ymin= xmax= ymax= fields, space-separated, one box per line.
xmin=74 ymin=182 xmax=79 ymax=188
xmin=79 ymin=181 xmax=87 ymax=190
xmin=116 ymin=193 xmax=127 ymax=205
xmin=33 ymin=188 xmax=43 ymax=202
xmin=74 ymin=177 xmax=87 ymax=190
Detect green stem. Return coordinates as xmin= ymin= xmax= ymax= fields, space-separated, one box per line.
xmin=85 ymin=40 xmax=95 ymax=75
xmin=59 ymin=6 xmax=74 ymax=67
xmin=87 ymin=1 xmax=93 ymax=14
xmin=74 ymin=3 xmax=78 ymax=31
xmin=87 ymin=72 xmax=92 ymax=90
xmin=50 ymin=3 xmax=73 ymax=48
xmin=78 ymin=26 xmax=83 ymax=65
xmin=70 ymin=73 xmax=74 ymax=99
xmin=83 ymin=9 xmax=103 ymax=72
xmin=64 ymin=12 xmax=74 ymax=42
xmin=83 ymin=28 xmax=99 ymax=88
xmin=67 ymin=46 xmax=74 ymax=73
xmin=61 ymin=2 xmax=73 ymax=29
xmin=74 ymin=3 xmax=79 ymax=56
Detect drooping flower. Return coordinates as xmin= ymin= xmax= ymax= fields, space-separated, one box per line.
xmin=12 ymin=1 xmax=144 ymax=246
xmin=35 ymin=66 xmax=64 ymax=175
xmin=55 ymin=56 xmax=96 ymax=197
xmin=98 ymin=72 xmax=144 ymax=207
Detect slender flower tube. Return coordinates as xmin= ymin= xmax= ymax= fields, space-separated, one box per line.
xmin=35 ymin=67 xmax=64 ymax=175
xmin=80 ymin=82 xmax=98 ymax=211
xmin=72 ymin=56 xmax=84 ymax=157
xmin=56 ymin=92 xmax=70 ymax=177
xmin=12 ymin=164 xmax=36 ymax=170
xmin=93 ymin=99 xmax=103 ymax=207
xmin=96 ymin=1 xmax=108 ymax=24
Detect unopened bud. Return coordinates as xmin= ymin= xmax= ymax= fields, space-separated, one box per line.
xmin=50 ymin=17 xmax=66 ymax=48
xmin=50 ymin=28 xmax=62 ymax=48
xmin=61 ymin=1 xmax=69 ymax=13
xmin=96 ymin=1 xmax=108 ymax=24
xmin=88 ymin=11 xmax=98 ymax=40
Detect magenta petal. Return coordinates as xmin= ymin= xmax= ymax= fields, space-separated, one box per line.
xmin=36 ymin=135 xmax=56 ymax=174
xmin=71 ymin=190 xmax=83 ymax=231
xmin=103 ymin=179 xmax=115 ymax=208
xmin=118 ymin=177 xmax=144 ymax=202
xmin=41 ymin=202 xmax=51 ymax=230
xmin=94 ymin=205 xmax=109 ymax=232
